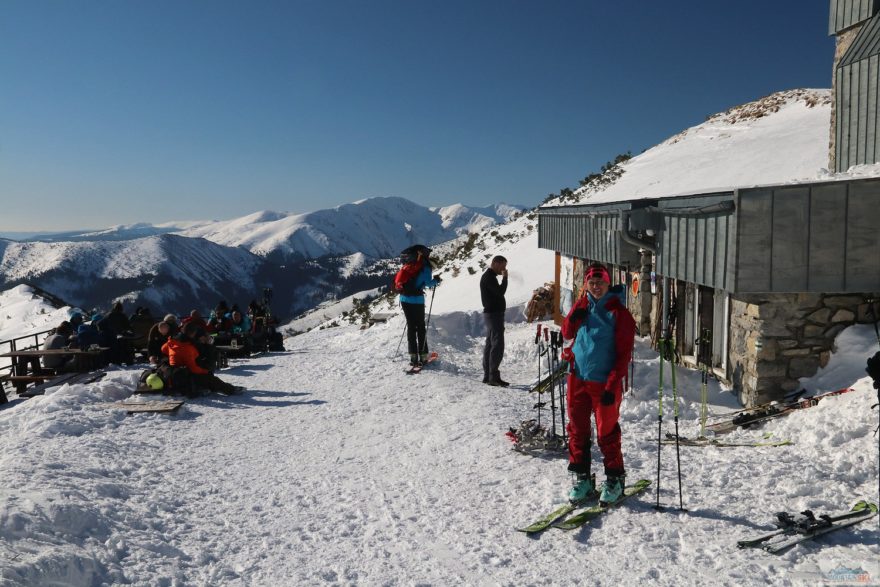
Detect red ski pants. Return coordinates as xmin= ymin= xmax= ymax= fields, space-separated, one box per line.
xmin=566 ymin=376 xmax=624 ymax=476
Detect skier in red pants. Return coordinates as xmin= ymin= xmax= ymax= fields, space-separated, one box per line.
xmin=561 ymin=262 xmax=636 ymax=505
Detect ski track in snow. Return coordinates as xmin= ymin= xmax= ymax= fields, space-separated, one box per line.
xmin=0 ymin=317 xmax=877 ymax=586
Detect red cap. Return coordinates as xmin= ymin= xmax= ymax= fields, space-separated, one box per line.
xmin=585 ymin=266 xmax=611 ymax=284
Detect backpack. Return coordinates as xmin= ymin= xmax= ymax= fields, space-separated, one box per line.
xmin=156 ymin=363 xmax=196 ymax=396
xmin=395 ymin=245 xmax=432 ymax=296
xmin=400 ymin=244 xmax=431 ymax=264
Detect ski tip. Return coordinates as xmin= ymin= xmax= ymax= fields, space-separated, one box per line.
xmin=852 ymin=500 xmax=879 ymax=514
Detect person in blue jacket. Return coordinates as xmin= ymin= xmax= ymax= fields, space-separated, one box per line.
xmin=394 ymin=245 xmax=441 ymax=366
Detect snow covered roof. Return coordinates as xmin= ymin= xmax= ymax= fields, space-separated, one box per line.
xmin=544 ymin=89 xmax=846 ymax=209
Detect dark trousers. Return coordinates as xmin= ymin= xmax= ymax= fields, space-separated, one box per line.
xmin=482 ymin=312 xmax=505 ymax=380
xmin=193 ymin=372 xmax=234 ymax=394
xmin=401 ymin=302 xmax=427 ymax=355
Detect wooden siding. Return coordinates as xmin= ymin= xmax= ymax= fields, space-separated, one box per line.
xmin=656 ymin=196 xmax=736 ymax=291
xmin=838 ymin=53 xmax=880 ymax=169
xmin=829 ymin=0 xmax=878 ymax=35
xmin=735 ymin=180 xmax=880 ymax=293
xmin=836 ymin=11 xmax=880 ymax=170
xmin=537 ymin=210 xmax=641 ymax=267
xmin=537 ymin=178 xmax=880 ymax=296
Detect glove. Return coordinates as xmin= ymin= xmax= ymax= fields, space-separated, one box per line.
xmin=600 ymin=390 xmax=616 ymax=406
xmin=569 ymin=307 xmax=587 ymax=322
xmin=433 ymin=275 xmax=443 ymax=284
xmin=561 ymin=346 xmax=574 ymax=363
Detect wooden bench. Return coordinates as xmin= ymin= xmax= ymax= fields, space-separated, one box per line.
xmin=18 ymin=371 xmax=106 ymax=398
xmin=8 ymin=374 xmax=59 ymax=393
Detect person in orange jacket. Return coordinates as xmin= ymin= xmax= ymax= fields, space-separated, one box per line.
xmin=162 ymin=322 xmax=239 ymax=394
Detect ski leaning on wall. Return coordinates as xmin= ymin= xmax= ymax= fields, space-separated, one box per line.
xmin=706 ymin=387 xmax=855 ymax=435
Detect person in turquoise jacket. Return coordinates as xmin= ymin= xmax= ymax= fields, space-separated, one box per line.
xmin=561 ymin=262 xmax=636 ymax=506
xmin=394 ymin=245 xmax=441 ymax=366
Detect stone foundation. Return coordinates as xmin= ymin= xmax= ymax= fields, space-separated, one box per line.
xmin=729 ymin=293 xmax=879 ymax=406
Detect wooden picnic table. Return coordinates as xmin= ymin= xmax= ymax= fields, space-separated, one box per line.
xmin=0 ymin=348 xmax=108 ymax=392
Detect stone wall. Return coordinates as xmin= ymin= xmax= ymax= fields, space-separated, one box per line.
xmin=729 ymin=293 xmax=879 ymax=406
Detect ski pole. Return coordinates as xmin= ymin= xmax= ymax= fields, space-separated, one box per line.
xmin=553 ymin=331 xmax=566 ymax=442
xmin=544 ymin=327 xmax=556 ymax=438
xmin=670 ymin=338 xmax=685 ymax=511
xmin=426 ymin=287 xmax=436 ymax=329
xmin=654 ymin=338 xmax=665 ymax=510
xmin=393 ymin=312 xmax=407 ymax=360
xmin=535 ymin=324 xmax=543 ymax=428
xmin=698 ymin=329 xmax=711 ymax=439
xmin=700 ymin=364 xmax=708 ymax=439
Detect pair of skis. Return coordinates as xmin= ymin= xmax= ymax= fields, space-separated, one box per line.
xmin=516 ymin=479 xmax=651 ymax=534
xmin=405 ymin=352 xmax=439 ymax=374
xmin=706 ymin=387 xmax=854 ymax=435
xmin=737 ymin=500 xmax=877 ymax=554
xmin=660 ymin=432 xmax=792 ymax=448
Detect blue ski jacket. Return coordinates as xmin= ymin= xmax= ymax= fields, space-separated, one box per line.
xmin=399 ymin=264 xmax=438 ymax=305
xmin=562 ymin=284 xmax=636 ymax=390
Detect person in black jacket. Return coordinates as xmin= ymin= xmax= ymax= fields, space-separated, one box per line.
xmin=480 ymin=255 xmax=509 ymax=386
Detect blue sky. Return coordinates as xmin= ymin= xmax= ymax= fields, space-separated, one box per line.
xmin=1 ymin=0 xmax=834 ymax=232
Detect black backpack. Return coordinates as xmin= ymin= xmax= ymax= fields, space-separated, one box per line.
xmin=400 ymin=244 xmax=431 ymax=264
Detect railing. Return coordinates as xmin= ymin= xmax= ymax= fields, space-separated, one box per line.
xmin=0 ymin=328 xmax=54 ymax=379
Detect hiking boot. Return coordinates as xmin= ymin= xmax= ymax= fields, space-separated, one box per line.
xmin=419 ymin=352 xmax=429 ymax=363
xmin=485 ymin=378 xmax=510 ymax=387
xmin=492 ymin=371 xmax=510 ymax=387
xmin=409 ymin=353 xmax=421 ymax=367
xmin=599 ymin=476 xmax=624 ymax=505
xmin=568 ymin=473 xmax=596 ymax=503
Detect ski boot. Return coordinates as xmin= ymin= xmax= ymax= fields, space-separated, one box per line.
xmin=599 ymin=475 xmax=624 ymax=506
xmin=568 ymin=473 xmax=596 ymax=503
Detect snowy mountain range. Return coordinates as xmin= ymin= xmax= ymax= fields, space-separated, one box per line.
xmin=0 ymin=198 xmax=523 ymax=316
xmin=11 ymin=198 xmax=523 ymax=260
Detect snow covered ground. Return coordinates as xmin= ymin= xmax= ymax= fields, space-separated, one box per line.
xmin=0 ymin=305 xmax=877 ymax=585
